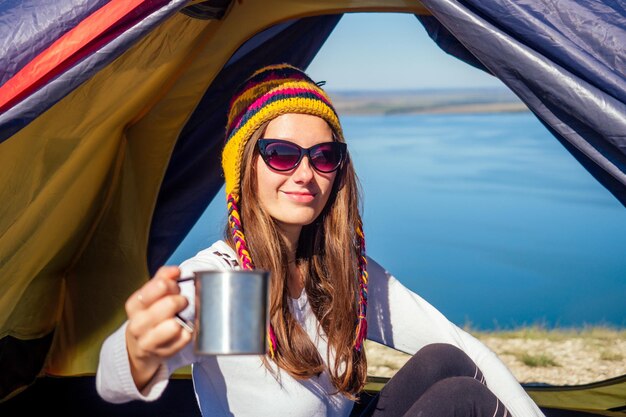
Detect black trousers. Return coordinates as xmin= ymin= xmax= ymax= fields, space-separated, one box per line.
xmin=357 ymin=343 xmax=511 ymax=417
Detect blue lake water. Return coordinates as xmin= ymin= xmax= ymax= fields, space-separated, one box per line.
xmin=168 ymin=112 xmax=626 ymax=330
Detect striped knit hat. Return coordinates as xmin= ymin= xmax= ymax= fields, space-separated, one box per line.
xmin=222 ymin=63 xmax=368 ymax=356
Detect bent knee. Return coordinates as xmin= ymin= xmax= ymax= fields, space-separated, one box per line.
xmin=416 ymin=343 xmax=468 ymax=363
xmin=402 ymin=343 xmax=479 ymax=380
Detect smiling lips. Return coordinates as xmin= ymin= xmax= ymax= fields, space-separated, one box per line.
xmin=282 ymin=190 xmax=316 ymax=203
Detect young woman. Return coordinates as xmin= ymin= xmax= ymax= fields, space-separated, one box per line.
xmin=96 ymin=64 xmax=545 ymax=417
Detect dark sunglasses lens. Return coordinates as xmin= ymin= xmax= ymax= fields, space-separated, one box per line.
xmin=264 ymin=142 xmax=301 ymax=171
xmin=310 ymin=143 xmax=342 ymax=172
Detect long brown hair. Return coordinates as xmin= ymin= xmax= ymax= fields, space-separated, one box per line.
xmin=224 ymin=121 xmax=367 ymax=397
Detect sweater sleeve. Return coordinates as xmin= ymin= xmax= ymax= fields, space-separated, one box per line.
xmin=96 ymin=321 xmax=178 ymax=403
xmin=365 ymin=256 xmax=545 ymax=417
xmin=96 ymin=244 xmax=234 ymax=403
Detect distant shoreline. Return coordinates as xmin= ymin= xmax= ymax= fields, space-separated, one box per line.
xmin=328 ymin=88 xmax=529 ymax=116
xmin=337 ymin=102 xmax=529 ymax=116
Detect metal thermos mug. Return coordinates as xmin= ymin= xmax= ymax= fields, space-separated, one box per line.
xmin=177 ymin=270 xmax=270 ymax=355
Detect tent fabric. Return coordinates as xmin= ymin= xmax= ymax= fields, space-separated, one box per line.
xmin=0 ymin=0 xmax=172 ymax=111
xmin=524 ymin=375 xmax=626 ymax=416
xmin=0 ymin=0 xmax=110 ymax=86
xmin=0 ymin=0 xmax=625 ymax=413
xmin=0 ymin=334 xmax=54 ymax=400
xmin=415 ymin=0 xmax=626 ymax=207
xmin=0 ymin=5 xmax=228 ymax=397
xmin=0 ymin=0 xmax=190 ymax=141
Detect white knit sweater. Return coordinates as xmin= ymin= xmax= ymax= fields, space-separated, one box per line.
xmin=96 ymin=240 xmax=545 ymax=417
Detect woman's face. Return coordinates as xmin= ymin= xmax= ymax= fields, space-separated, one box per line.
xmin=255 ymin=113 xmax=338 ymax=234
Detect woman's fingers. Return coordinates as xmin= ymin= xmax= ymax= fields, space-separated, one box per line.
xmin=146 ymin=319 xmax=193 ymax=357
xmin=130 ymin=317 xmax=192 ymax=360
xmin=126 ymin=297 xmax=191 ymax=361
xmin=127 ymin=294 xmax=188 ymax=337
xmin=126 ymin=266 xmax=181 ymax=315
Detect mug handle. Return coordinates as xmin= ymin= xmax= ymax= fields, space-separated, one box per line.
xmin=174 ymin=276 xmax=195 ymax=332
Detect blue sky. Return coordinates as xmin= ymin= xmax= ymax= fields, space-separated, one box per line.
xmin=307 ymin=13 xmax=506 ymax=91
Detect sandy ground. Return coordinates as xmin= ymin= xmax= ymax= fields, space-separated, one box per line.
xmin=365 ymin=331 xmax=626 ymax=386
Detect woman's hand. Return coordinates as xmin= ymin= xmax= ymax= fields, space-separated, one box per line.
xmin=124 ymin=266 xmax=191 ymax=391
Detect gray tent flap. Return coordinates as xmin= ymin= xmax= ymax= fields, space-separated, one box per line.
xmin=417 ymin=0 xmax=626 ymax=208
xmin=417 ymin=15 xmax=490 ymax=73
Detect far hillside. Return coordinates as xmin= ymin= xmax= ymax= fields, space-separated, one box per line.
xmin=328 ymin=88 xmax=529 ymax=115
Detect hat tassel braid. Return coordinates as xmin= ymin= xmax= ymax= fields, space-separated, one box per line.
xmin=354 ymin=217 xmax=368 ymax=352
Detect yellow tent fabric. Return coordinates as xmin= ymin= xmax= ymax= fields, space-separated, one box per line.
xmin=525 ymin=376 xmax=626 ymax=417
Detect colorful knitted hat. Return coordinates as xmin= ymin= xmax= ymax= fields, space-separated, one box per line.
xmin=221 ymin=63 xmax=368 ymax=356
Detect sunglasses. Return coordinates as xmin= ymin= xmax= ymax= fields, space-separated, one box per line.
xmin=257 ymin=139 xmax=347 ymax=173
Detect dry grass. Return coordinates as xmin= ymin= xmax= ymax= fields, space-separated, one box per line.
xmin=516 ymin=353 xmax=559 ymax=367
xmin=469 ymin=324 xmax=626 ymax=341
xmin=599 ymin=350 xmax=623 ymax=361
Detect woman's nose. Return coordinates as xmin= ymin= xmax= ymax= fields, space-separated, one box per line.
xmin=292 ymin=156 xmax=314 ymax=183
